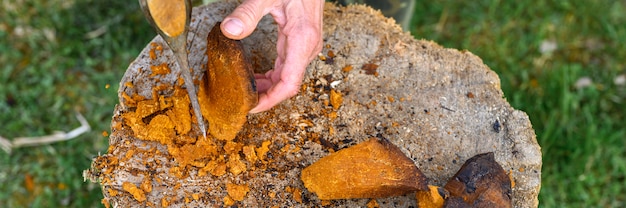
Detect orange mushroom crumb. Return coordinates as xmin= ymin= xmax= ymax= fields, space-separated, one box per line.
xmin=227 ymin=153 xmax=247 ymax=175
xmin=342 ymin=65 xmax=353 ymax=73
xmin=149 ymin=42 xmax=163 ymax=60
xmin=150 ymin=63 xmax=171 ymax=76
xmin=223 ymin=195 xmax=235 ymax=206
xmin=366 ymin=199 xmax=380 ymax=208
xmin=122 ymin=182 xmax=146 ymax=202
xmin=226 ymin=183 xmax=250 ymax=201
xmin=168 ymin=136 xmax=218 ymax=168
xmin=242 ymin=145 xmax=258 ymax=163
xmin=285 ymin=186 xmax=303 ymax=203
xmin=145 ymin=115 xmax=175 ymax=145
xmin=210 ymin=161 xmax=227 ymax=177
xmin=509 ymin=170 xmax=516 ymax=188
xmin=256 ymin=140 xmax=272 ymax=161
xmin=140 ymin=177 xmax=152 ymax=193
xmin=330 ymin=89 xmax=343 ymax=110
xmin=416 ymin=185 xmax=446 ymax=208
xmin=102 ymin=198 xmax=110 ymax=208
xmin=107 ymin=188 xmax=118 ymax=197
xmin=161 ymin=197 xmax=170 ymax=207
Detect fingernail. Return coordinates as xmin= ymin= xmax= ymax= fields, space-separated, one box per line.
xmin=223 ymin=18 xmax=244 ymax=36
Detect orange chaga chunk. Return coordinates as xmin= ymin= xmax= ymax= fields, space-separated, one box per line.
xmin=145 ymin=114 xmax=175 ymax=145
xmin=330 ymin=89 xmax=343 ymax=110
xmin=366 ymin=199 xmax=380 ymax=208
xmin=150 ymin=63 xmax=171 ymax=76
xmin=122 ymin=111 xmax=147 ymax=138
xmin=509 ymin=170 xmax=516 ymax=188
xmin=223 ymin=195 xmax=235 ymax=206
xmin=223 ymin=141 xmax=243 ymax=155
xmin=416 ymin=185 xmax=446 ymax=208
xmin=301 ymin=138 xmax=428 ymax=200
xmin=166 ymin=88 xmax=191 ymax=135
xmin=199 ymin=159 xmax=227 ymax=177
xmin=226 ymin=183 xmax=250 ymax=201
xmin=227 ymin=153 xmax=247 ymax=175
xmin=192 ymin=193 xmax=200 ymax=201
xmin=158 ymin=95 xmax=173 ymax=111
xmin=140 ymin=177 xmax=153 ymax=193
xmin=122 ymin=92 xmax=146 ymax=107
xmin=169 ymin=166 xmax=187 ymax=179
xmin=136 ymin=99 xmax=160 ymax=119
xmin=285 ymin=186 xmax=303 ymax=203
xmin=198 ymin=22 xmax=258 ymax=141
xmin=198 ymin=159 xmax=226 ymax=176
xmin=122 ymin=182 xmax=146 ymax=202
xmin=342 ymin=65 xmax=353 ymax=73
xmin=168 ymin=136 xmax=218 ymax=167
xmin=256 ymin=140 xmax=272 ymax=161
xmin=149 ymin=42 xmax=163 ymax=60
xmin=242 ymin=145 xmax=258 ymax=163
xmin=327 ymin=50 xmax=335 ymax=58
xmin=174 ymin=134 xmax=196 ymax=145
xmin=102 ymin=198 xmax=110 ymax=208
xmin=198 ymin=159 xmax=214 ymax=175
xmin=107 ymin=188 xmax=119 ymax=197
xmin=124 ymin=81 xmax=134 ymax=88
xmin=161 ymin=197 xmax=170 ymax=207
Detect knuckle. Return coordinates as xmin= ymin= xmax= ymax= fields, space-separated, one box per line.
xmin=235 ymin=5 xmax=258 ymax=21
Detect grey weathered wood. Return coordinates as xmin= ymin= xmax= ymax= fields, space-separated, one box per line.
xmin=86 ymin=1 xmax=541 ymax=207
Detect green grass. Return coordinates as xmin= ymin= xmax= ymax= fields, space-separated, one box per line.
xmin=0 ymin=0 xmax=624 ymax=207
xmin=0 ymin=0 xmax=152 ymax=207
xmin=412 ymin=0 xmax=626 ymax=207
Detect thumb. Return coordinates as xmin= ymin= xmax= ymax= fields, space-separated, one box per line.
xmin=221 ymin=0 xmax=277 ymax=40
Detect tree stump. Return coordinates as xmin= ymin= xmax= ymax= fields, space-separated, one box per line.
xmin=85 ymin=1 xmax=541 ymax=207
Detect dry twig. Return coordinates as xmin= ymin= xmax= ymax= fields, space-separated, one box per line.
xmin=0 ymin=112 xmax=91 ymax=154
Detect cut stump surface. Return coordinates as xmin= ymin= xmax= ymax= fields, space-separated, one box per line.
xmin=86 ymin=1 xmax=541 ymax=207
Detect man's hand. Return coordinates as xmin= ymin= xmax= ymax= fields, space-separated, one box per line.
xmin=220 ymin=0 xmax=324 ymax=113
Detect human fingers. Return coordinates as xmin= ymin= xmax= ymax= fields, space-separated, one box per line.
xmin=221 ymin=0 xmax=279 ymax=39
xmin=250 ymin=30 xmax=323 ymax=113
xmin=249 ymin=0 xmax=324 ymax=113
xmin=249 ymin=71 xmax=303 ymax=113
xmin=253 ymin=56 xmax=284 ymax=95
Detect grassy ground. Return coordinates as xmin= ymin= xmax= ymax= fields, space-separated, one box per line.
xmin=0 ymin=0 xmax=152 ymax=207
xmin=0 ymin=0 xmax=624 ymax=207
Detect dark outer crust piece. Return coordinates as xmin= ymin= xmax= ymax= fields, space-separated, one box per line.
xmin=443 ymin=152 xmax=512 ymax=208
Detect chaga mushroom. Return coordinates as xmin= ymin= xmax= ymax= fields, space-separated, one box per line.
xmin=416 ymin=153 xmax=512 ymax=208
xmin=416 ymin=185 xmax=448 ymax=208
xmin=443 ymin=152 xmax=512 ymax=208
xmin=301 ymin=138 xmax=428 ymax=200
xmin=198 ymin=22 xmax=258 ymax=141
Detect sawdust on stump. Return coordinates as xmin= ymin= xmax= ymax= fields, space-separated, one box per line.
xmin=85 ymin=1 xmax=541 ymax=207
